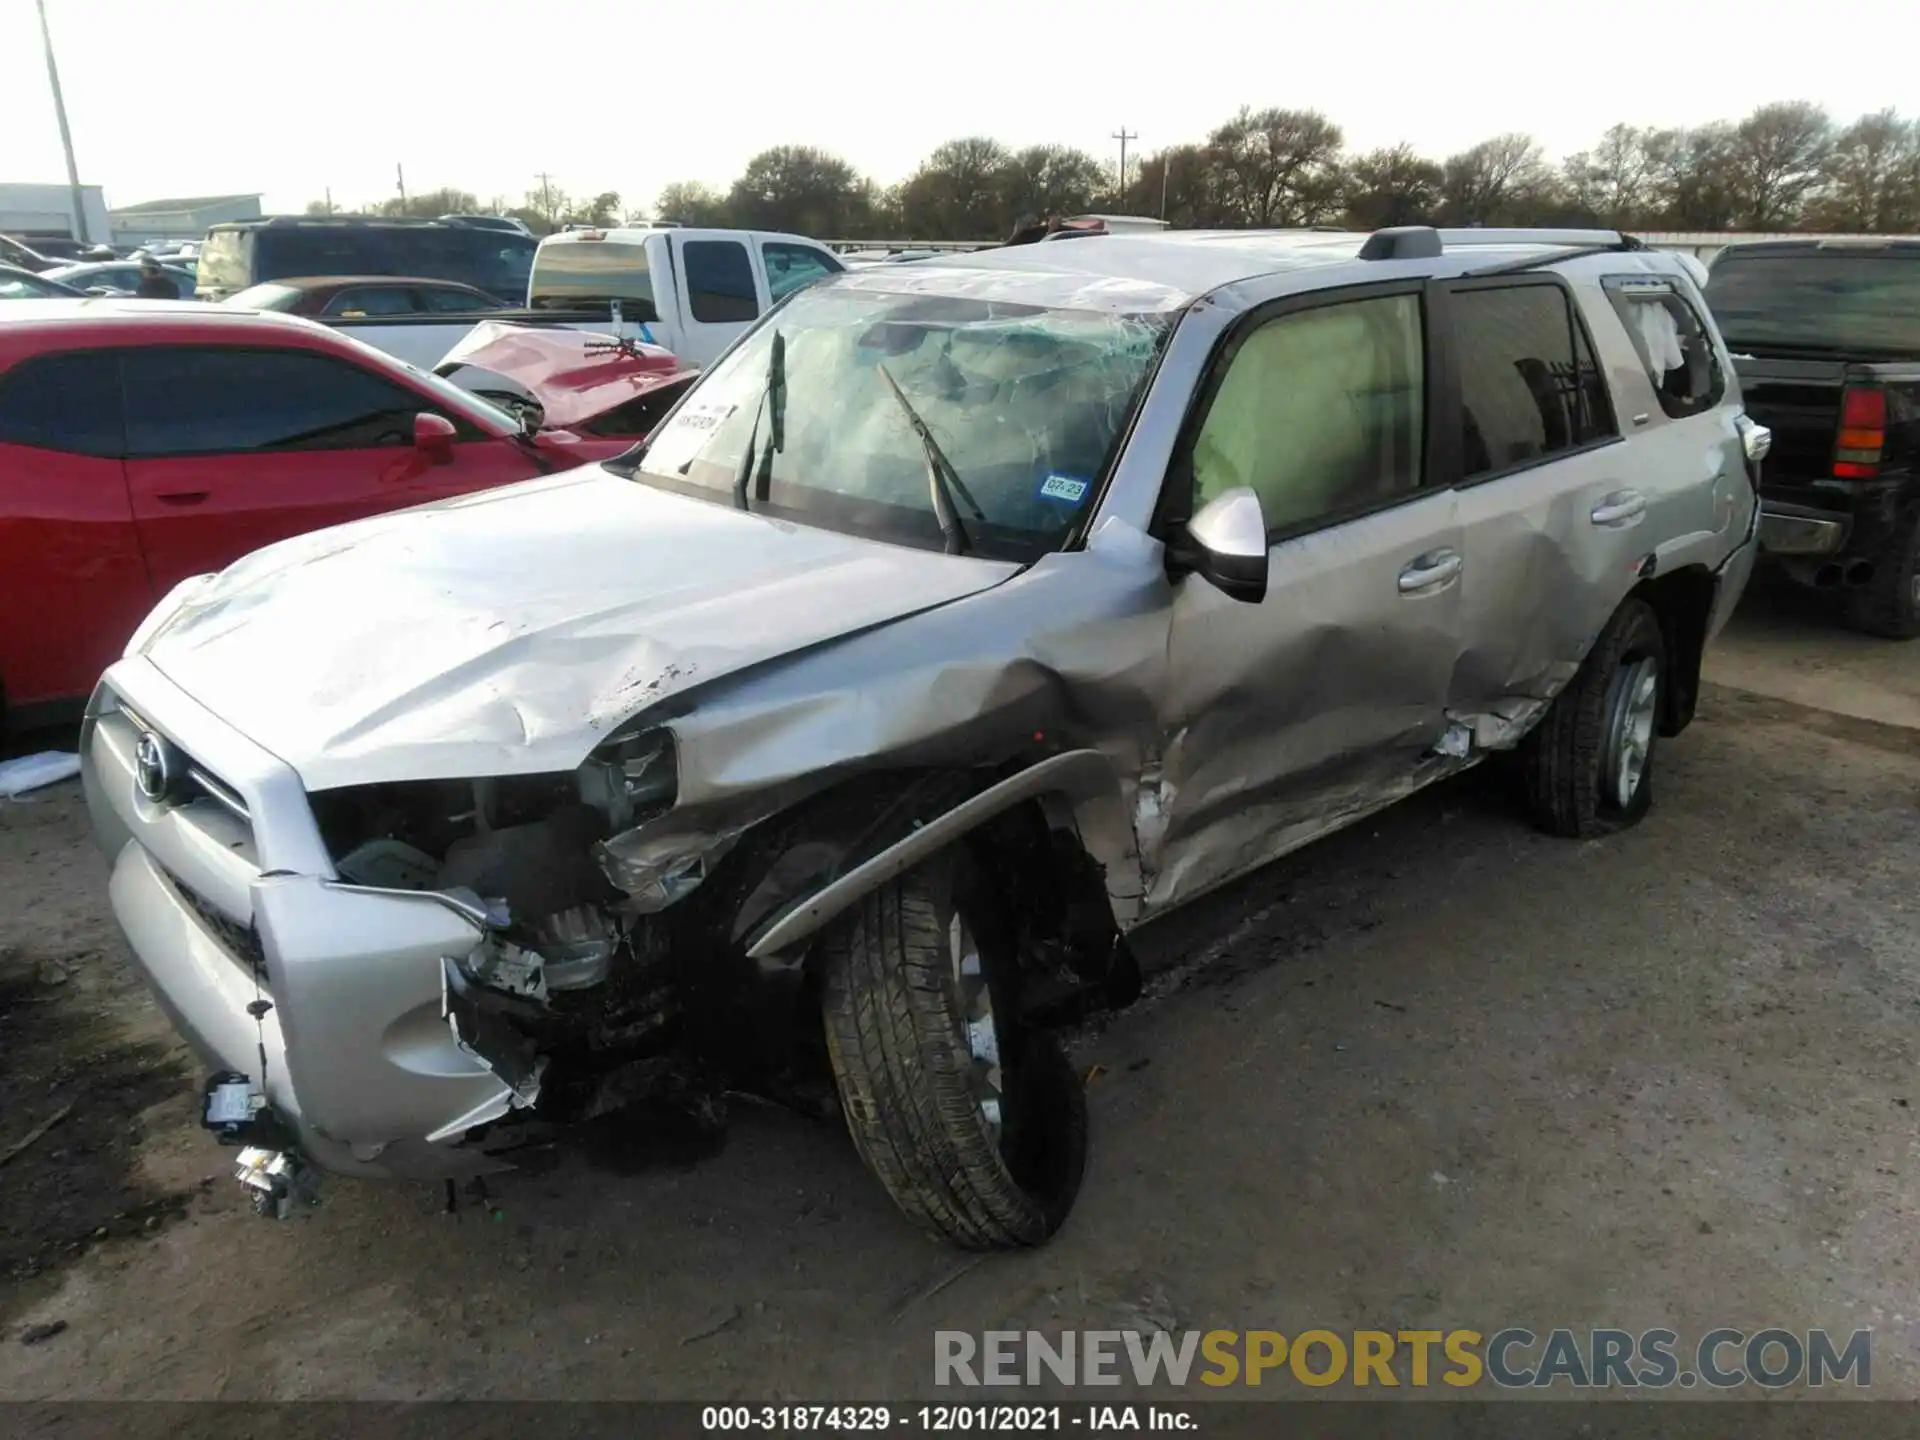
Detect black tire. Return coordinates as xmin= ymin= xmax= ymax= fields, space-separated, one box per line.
xmin=1522 ymin=598 xmax=1668 ymax=839
xmin=1844 ymin=505 xmax=1920 ymax=640
xmin=819 ymin=847 xmax=1087 ymax=1249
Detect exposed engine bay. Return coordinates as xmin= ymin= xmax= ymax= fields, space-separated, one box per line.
xmin=304 ymin=732 xmax=1131 ymax=1147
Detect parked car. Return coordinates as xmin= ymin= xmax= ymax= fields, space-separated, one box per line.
xmin=255 ymin=229 xmax=852 ymax=373
xmin=0 ymin=264 xmax=83 ymax=300
xmin=526 ymin=226 xmax=846 ymax=367
xmin=0 ymin=302 xmax=683 ymax=723
xmin=0 ymin=234 xmax=57 ymax=273
xmin=44 ymin=261 xmax=198 ymax=298
xmin=1703 ymin=239 xmax=1920 ymax=635
xmin=80 ymin=226 xmax=1759 ymax=1241
xmin=194 ymin=216 xmax=538 ymax=305
xmin=224 ymin=275 xmax=514 ymax=318
xmin=439 ymin=214 xmax=535 ymax=237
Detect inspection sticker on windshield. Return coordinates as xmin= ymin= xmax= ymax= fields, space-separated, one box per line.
xmin=1039 ymin=473 xmax=1090 ymax=504
xmin=677 ymin=400 xmax=737 ymax=433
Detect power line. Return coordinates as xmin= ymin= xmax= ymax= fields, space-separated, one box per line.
xmin=1111 ymin=127 xmax=1138 ymax=202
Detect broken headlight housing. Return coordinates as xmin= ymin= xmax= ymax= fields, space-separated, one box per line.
xmin=578 ymin=727 xmax=678 ymax=833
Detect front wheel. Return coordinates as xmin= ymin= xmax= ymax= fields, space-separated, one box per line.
xmin=1521 ymin=597 xmax=1667 ymax=838
xmin=819 ymin=848 xmax=1086 ymax=1249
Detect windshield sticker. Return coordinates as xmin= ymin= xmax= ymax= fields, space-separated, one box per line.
xmin=1038 ymin=474 xmax=1090 ymax=505
xmin=676 ymin=401 xmax=737 ymax=434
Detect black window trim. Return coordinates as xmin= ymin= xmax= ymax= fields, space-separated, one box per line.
xmin=117 ymin=343 xmax=482 ymax=459
xmin=1155 ymin=277 xmax=1446 ymax=548
xmin=1434 ymin=272 xmax=1623 ymax=492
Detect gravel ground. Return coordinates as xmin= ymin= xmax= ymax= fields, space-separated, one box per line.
xmin=1 ymin=578 xmax=1915 ymax=1405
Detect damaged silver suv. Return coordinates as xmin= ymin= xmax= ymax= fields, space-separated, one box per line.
xmin=85 ymin=225 xmax=1764 ymax=1246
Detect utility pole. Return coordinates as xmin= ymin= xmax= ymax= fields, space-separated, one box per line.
xmin=396 ymin=163 xmax=408 ymax=213
xmin=1111 ymin=127 xmax=1138 ymax=207
xmin=536 ymin=171 xmax=556 ymax=229
xmin=1160 ymin=153 xmax=1170 ymax=221
xmin=325 ymin=186 xmax=334 ymax=215
xmin=34 ymin=0 xmax=89 ymax=245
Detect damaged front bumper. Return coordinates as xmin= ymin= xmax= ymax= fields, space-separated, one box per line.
xmin=84 ymin=661 xmax=529 ymax=1182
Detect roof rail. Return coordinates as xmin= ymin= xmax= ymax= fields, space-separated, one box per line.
xmin=1359 ymin=225 xmax=1645 ymax=264
xmin=1434 ymin=227 xmax=1633 ymax=248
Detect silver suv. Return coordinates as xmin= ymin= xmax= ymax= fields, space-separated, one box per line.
xmin=84 ymin=226 xmax=1764 ymax=1245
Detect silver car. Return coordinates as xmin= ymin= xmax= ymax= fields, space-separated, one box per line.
xmin=84 ymin=226 xmax=1764 ymax=1244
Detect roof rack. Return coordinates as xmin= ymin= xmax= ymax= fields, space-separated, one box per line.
xmin=1358 ymin=225 xmax=1643 ymax=262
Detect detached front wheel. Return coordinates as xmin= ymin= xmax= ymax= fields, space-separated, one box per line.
xmin=819 ymin=848 xmax=1086 ymax=1249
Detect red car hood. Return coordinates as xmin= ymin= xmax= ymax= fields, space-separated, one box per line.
xmin=436 ymin=321 xmax=694 ymax=431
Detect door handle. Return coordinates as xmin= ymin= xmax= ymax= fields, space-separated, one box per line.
xmin=1590 ymin=489 xmax=1647 ymax=527
xmin=155 ymin=490 xmax=209 ymax=506
xmin=1398 ymin=548 xmax=1463 ymax=594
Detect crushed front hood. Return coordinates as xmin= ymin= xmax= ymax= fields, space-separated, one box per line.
xmin=435 ymin=322 xmax=690 ymax=430
xmin=144 ymin=471 xmax=1017 ymax=791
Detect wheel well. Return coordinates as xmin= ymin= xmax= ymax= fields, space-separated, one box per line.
xmin=1630 ymin=565 xmax=1716 ymax=736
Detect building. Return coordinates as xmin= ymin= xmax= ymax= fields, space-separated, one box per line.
xmin=0 ymin=182 xmax=110 ymax=245
xmin=109 ymin=193 xmax=263 ymax=247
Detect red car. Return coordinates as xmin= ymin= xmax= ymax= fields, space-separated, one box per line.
xmin=0 ymin=301 xmax=694 ymax=724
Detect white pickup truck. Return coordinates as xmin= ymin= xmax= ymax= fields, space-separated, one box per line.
xmin=317 ymin=227 xmax=847 ymax=372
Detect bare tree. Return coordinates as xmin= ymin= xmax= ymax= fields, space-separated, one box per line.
xmin=1204 ymin=107 xmax=1344 ymax=226
xmin=1342 ymin=144 xmax=1443 ymax=228
xmin=1562 ymin=125 xmax=1659 ymax=227
xmin=1441 ymin=134 xmax=1558 ymax=225
xmin=1806 ymin=109 xmax=1920 ymax=232
xmin=1725 ymin=101 xmax=1833 ymax=229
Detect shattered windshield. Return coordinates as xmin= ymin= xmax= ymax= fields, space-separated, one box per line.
xmin=630 ymin=283 xmax=1172 ymax=560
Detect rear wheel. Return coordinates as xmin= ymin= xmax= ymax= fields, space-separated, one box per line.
xmin=819 ymin=847 xmax=1086 ymax=1248
xmin=1522 ymin=598 xmax=1667 ymax=838
xmin=1844 ymin=505 xmax=1920 ymax=640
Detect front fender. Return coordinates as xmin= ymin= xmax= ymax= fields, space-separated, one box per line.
xmin=741 ymin=749 xmax=1140 ymax=961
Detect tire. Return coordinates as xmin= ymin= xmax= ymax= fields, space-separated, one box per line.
xmin=1844 ymin=505 xmax=1920 ymax=640
xmin=1522 ymin=597 xmax=1667 ymax=839
xmin=819 ymin=847 xmax=1087 ymax=1249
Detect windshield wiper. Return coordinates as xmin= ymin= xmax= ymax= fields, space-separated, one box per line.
xmin=875 ymin=363 xmax=986 ymax=556
xmin=731 ymin=330 xmax=785 ymax=510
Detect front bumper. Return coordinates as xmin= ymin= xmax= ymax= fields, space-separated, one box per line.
xmin=84 ymin=659 xmax=520 ymax=1180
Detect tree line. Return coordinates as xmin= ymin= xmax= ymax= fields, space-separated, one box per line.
xmin=308 ymin=101 xmax=1920 ymax=241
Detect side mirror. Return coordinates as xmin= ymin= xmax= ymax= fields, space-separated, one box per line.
xmin=1170 ymin=487 xmax=1268 ymax=603
xmin=414 ymin=413 xmax=458 ymax=465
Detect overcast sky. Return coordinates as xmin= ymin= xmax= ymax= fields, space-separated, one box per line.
xmin=2 ymin=0 xmax=1911 ymax=217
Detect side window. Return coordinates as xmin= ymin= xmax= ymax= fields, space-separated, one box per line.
xmin=681 ymin=240 xmax=760 ymax=324
xmin=1453 ymin=284 xmax=1616 ymax=480
xmin=1188 ymin=292 xmax=1425 ymax=535
xmin=762 ymin=242 xmax=841 ymax=301
xmin=0 ymin=351 xmax=124 ymax=456
xmin=1604 ymin=280 xmax=1725 ymax=419
xmin=122 ymin=349 xmax=431 ymax=456
xmin=322 ymin=286 xmax=416 ymax=317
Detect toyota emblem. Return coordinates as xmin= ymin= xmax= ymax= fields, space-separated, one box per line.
xmin=133 ymin=729 xmax=174 ymax=802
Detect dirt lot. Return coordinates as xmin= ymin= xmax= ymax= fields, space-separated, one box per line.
xmin=1 ymin=576 xmax=1916 ymax=1404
